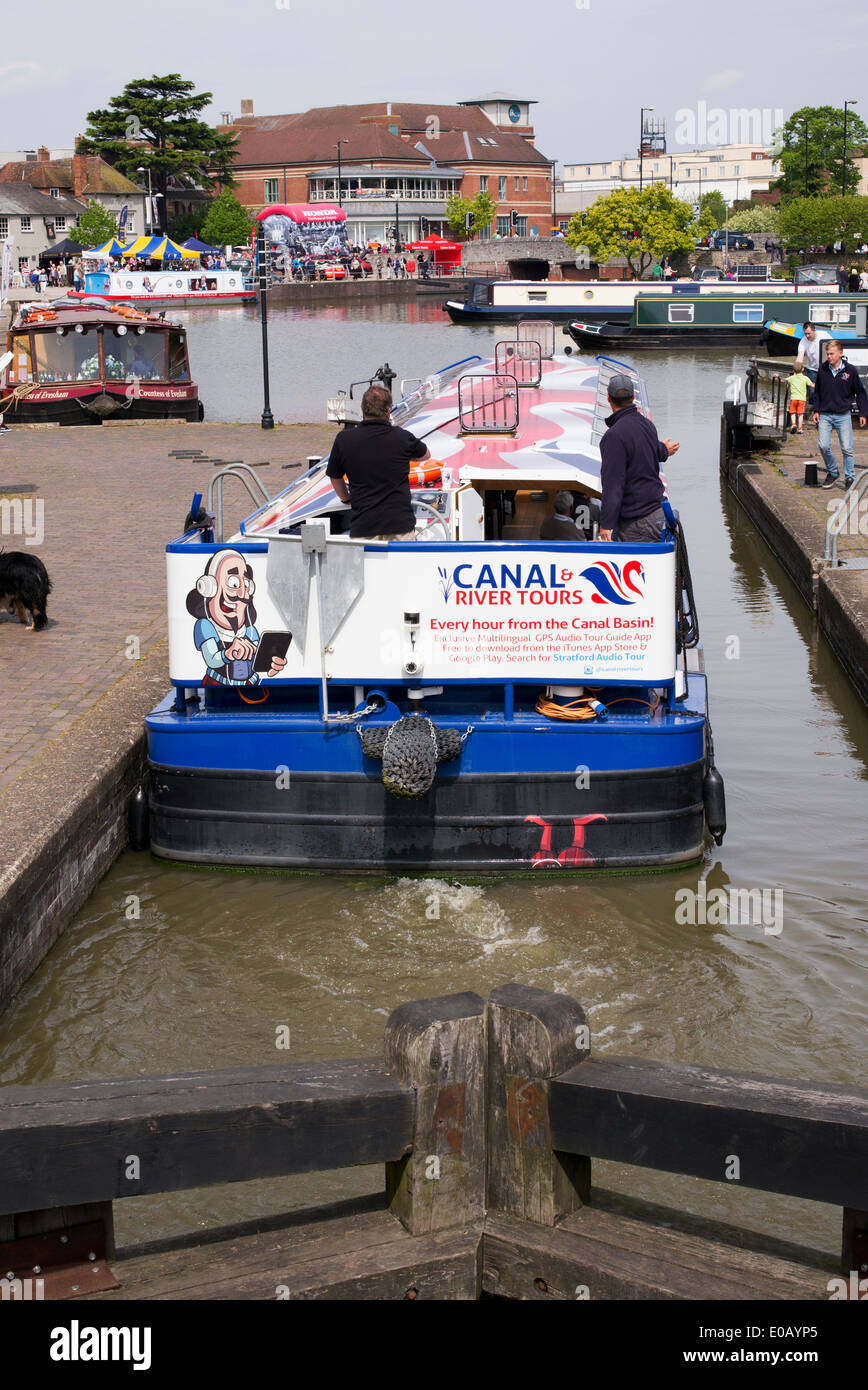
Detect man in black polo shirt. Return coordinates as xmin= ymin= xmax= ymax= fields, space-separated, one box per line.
xmin=326 ymin=385 xmax=430 ymax=540
xmin=598 ymin=374 xmax=679 ymax=542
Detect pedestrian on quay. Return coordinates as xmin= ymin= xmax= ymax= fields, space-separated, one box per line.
xmin=837 ymin=264 xmax=848 ymax=291
xmin=813 ymin=339 xmax=868 ymax=489
xmin=848 ymin=266 xmax=861 ymax=293
xmin=796 ymin=322 xmax=830 ymax=385
xmin=786 ymin=361 xmax=809 ymax=435
xmin=597 ymin=373 xmax=679 ymax=542
xmin=860 ymin=267 xmax=868 ymax=292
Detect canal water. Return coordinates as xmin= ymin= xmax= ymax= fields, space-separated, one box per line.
xmin=2 ymin=301 xmax=866 ymax=1257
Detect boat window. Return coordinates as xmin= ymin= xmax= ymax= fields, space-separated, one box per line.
xmin=732 ymin=304 xmax=764 ymax=323
xmin=583 ymin=289 xmax=595 ymax=300
xmin=7 ymin=332 xmax=33 ymax=384
xmin=809 ymin=302 xmax=853 ymax=324
xmin=32 ymin=329 xmax=102 ymax=383
xmin=527 ymin=290 xmax=548 ymax=303
xmin=106 ymin=327 xmax=166 ymax=380
xmin=169 ymin=330 xmax=190 ymax=381
xmin=668 ymin=304 xmax=695 ymax=323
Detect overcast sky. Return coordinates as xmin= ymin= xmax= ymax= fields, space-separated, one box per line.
xmin=2 ymin=0 xmax=864 ymax=167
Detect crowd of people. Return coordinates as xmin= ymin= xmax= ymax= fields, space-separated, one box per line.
xmin=273 ymin=242 xmax=436 ymax=284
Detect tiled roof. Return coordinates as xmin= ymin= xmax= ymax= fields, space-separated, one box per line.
xmin=0 ymin=157 xmax=143 ymax=195
xmin=231 ymin=102 xmax=551 ymax=170
xmin=0 ymin=181 xmax=87 ymax=216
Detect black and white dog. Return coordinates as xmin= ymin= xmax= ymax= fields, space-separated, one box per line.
xmin=0 ymin=550 xmax=52 ymax=631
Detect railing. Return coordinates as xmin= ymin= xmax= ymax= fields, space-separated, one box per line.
xmin=1 ymin=983 xmax=864 ymax=1300
xmin=825 ymin=466 xmax=868 ymax=564
xmin=206 ymin=464 xmax=271 ymax=541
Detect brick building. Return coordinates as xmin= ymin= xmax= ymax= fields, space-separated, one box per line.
xmin=220 ymin=95 xmax=553 ymax=244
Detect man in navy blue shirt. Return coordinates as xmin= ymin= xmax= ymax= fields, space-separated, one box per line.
xmin=327 ymin=385 xmax=430 ymax=539
xmin=812 ymin=339 xmax=868 ymax=490
xmin=598 ymin=374 xmax=679 ymax=542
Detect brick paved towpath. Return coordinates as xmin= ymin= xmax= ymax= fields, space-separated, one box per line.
xmin=0 ymin=421 xmax=334 ymax=815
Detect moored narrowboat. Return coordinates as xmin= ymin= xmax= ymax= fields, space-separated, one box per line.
xmin=0 ymin=301 xmax=203 ymax=425
xmin=445 ymin=276 xmax=844 ymax=327
xmin=566 ymin=289 xmax=868 ymax=351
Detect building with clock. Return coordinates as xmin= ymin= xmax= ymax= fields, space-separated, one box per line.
xmin=220 ymin=96 xmax=553 ymax=246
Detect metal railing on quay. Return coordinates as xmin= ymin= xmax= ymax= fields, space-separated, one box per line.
xmin=825 ymin=465 xmax=868 ymax=564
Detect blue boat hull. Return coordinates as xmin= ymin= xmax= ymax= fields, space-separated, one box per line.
xmin=145 ymin=678 xmax=710 ymax=871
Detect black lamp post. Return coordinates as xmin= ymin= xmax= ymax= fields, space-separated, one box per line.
xmin=334 ymin=140 xmax=348 ymax=208
xmin=843 ymin=101 xmax=857 ymax=197
xmin=639 ymin=106 xmax=653 ymax=191
xmin=257 ymin=228 xmax=274 ymax=430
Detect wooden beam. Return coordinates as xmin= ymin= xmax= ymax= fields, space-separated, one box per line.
xmin=486 ymin=983 xmax=591 ymax=1225
xmin=385 ymin=991 xmax=485 ymax=1242
xmin=482 ymin=1210 xmax=830 ymax=1300
xmin=551 ymin=1055 xmax=868 ymax=1209
xmin=0 ymin=1059 xmax=413 ymax=1215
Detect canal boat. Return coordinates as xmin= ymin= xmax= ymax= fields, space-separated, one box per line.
xmin=144 ymin=328 xmax=725 ymax=871
xmin=71 ymin=267 xmax=256 ymax=308
xmin=565 ymin=290 xmax=868 ymax=352
xmin=444 ymin=277 xmax=840 ymax=326
xmin=764 ymin=316 xmax=868 ymax=357
xmin=0 ymin=301 xmax=203 ymax=425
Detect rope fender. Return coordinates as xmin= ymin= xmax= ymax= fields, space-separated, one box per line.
xmin=359 ymin=715 xmax=465 ymax=799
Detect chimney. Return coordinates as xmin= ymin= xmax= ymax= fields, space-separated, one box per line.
xmin=240 ymin=99 xmax=254 ymax=116
xmin=37 ymin=145 xmax=50 ymax=163
xmin=73 ymin=154 xmax=88 ymax=198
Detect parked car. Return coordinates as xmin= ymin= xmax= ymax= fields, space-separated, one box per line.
xmin=710 ymin=231 xmax=754 ymax=251
xmin=694 ymin=268 xmax=726 ymax=281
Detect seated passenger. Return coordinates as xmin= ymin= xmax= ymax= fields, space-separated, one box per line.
xmin=540 ymin=490 xmax=589 ymax=541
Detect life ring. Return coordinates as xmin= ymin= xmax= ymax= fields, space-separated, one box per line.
xmin=409 ymin=461 xmax=442 ymax=487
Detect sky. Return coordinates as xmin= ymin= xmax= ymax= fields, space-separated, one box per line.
xmin=2 ymin=0 xmax=866 ymax=168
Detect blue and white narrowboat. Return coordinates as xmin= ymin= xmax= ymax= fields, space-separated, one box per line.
xmin=145 ymin=327 xmax=725 ymax=871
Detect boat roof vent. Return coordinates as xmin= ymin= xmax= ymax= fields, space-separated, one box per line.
xmin=517 ymin=319 xmax=555 ymax=359
xmin=457 ymin=373 xmax=519 ymax=434
xmin=495 ymin=339 xmax=542 ymax=387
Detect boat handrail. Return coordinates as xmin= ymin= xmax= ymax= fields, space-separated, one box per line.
xmin=207 ymin=465 xmax=272 ymax=541
xmin=825 ymin=466 xmax=868 ymax=565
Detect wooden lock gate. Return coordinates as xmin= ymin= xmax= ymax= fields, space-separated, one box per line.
xmin=0 ymin=983 xmax=866 ymax=1300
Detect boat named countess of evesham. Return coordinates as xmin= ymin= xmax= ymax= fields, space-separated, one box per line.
xmin=145 ymin=327 xmax=725 ymax=871
xmin=0 ymin=300 xmax=203 ymax=425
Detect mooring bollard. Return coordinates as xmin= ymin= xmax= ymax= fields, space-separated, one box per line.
xmin=486 ymin=982 xmax=591 ymax=1226
xmin=384 ymin=991 xmax=486 ymax=1237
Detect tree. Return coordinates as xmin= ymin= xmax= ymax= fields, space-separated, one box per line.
xmin=445 ymin=194 xmax=474 ymax=239
xmin=470 ymin=191 xmax=497 ymax=236
xmin=727 ymin=204 xmax=780 ymax=235
xmin=200 ymin=190 xmax=252 ymax=249
xmin=777 ymin=197 xmax=834 ymax=250
xmin=778 ymin=195 xmax=868 ymax=252
xmin=169 ymin=205 xmax=208 ymax=243
xmin=773 ymin=105 xmax=868 ymax=199
xmin=699 ymin=190 xmax=727 ymax=228
xmin=75 ymin=202 xmax=121 ymax=250
xmin=567 ymin=185 xmax=696 ymax=279
xmin=78 ymin=74 xmax=239 ymax=234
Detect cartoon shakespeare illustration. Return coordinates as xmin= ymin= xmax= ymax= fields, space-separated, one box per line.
xmin=186 ymin=549 xmax=290 ymax=686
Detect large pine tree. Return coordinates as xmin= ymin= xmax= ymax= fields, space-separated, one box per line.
xmin=78 ymin=74 xmax=238 ymax=233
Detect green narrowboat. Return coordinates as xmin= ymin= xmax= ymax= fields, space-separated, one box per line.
xmin=565 ymin=290 xmax=868 ymax=351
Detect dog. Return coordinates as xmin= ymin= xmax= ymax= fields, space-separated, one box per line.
xmin=0 ymin=550 xmax=52 ymax=631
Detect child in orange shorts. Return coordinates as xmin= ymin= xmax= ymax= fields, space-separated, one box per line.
xmin=786 ymin=361 xmax=809 ymax=434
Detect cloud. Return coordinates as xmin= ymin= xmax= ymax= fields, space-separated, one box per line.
xmin=0 ymin=62 xmax=54 ymax=91
xmin=702 ymin=69 xmax=745 ymax=95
